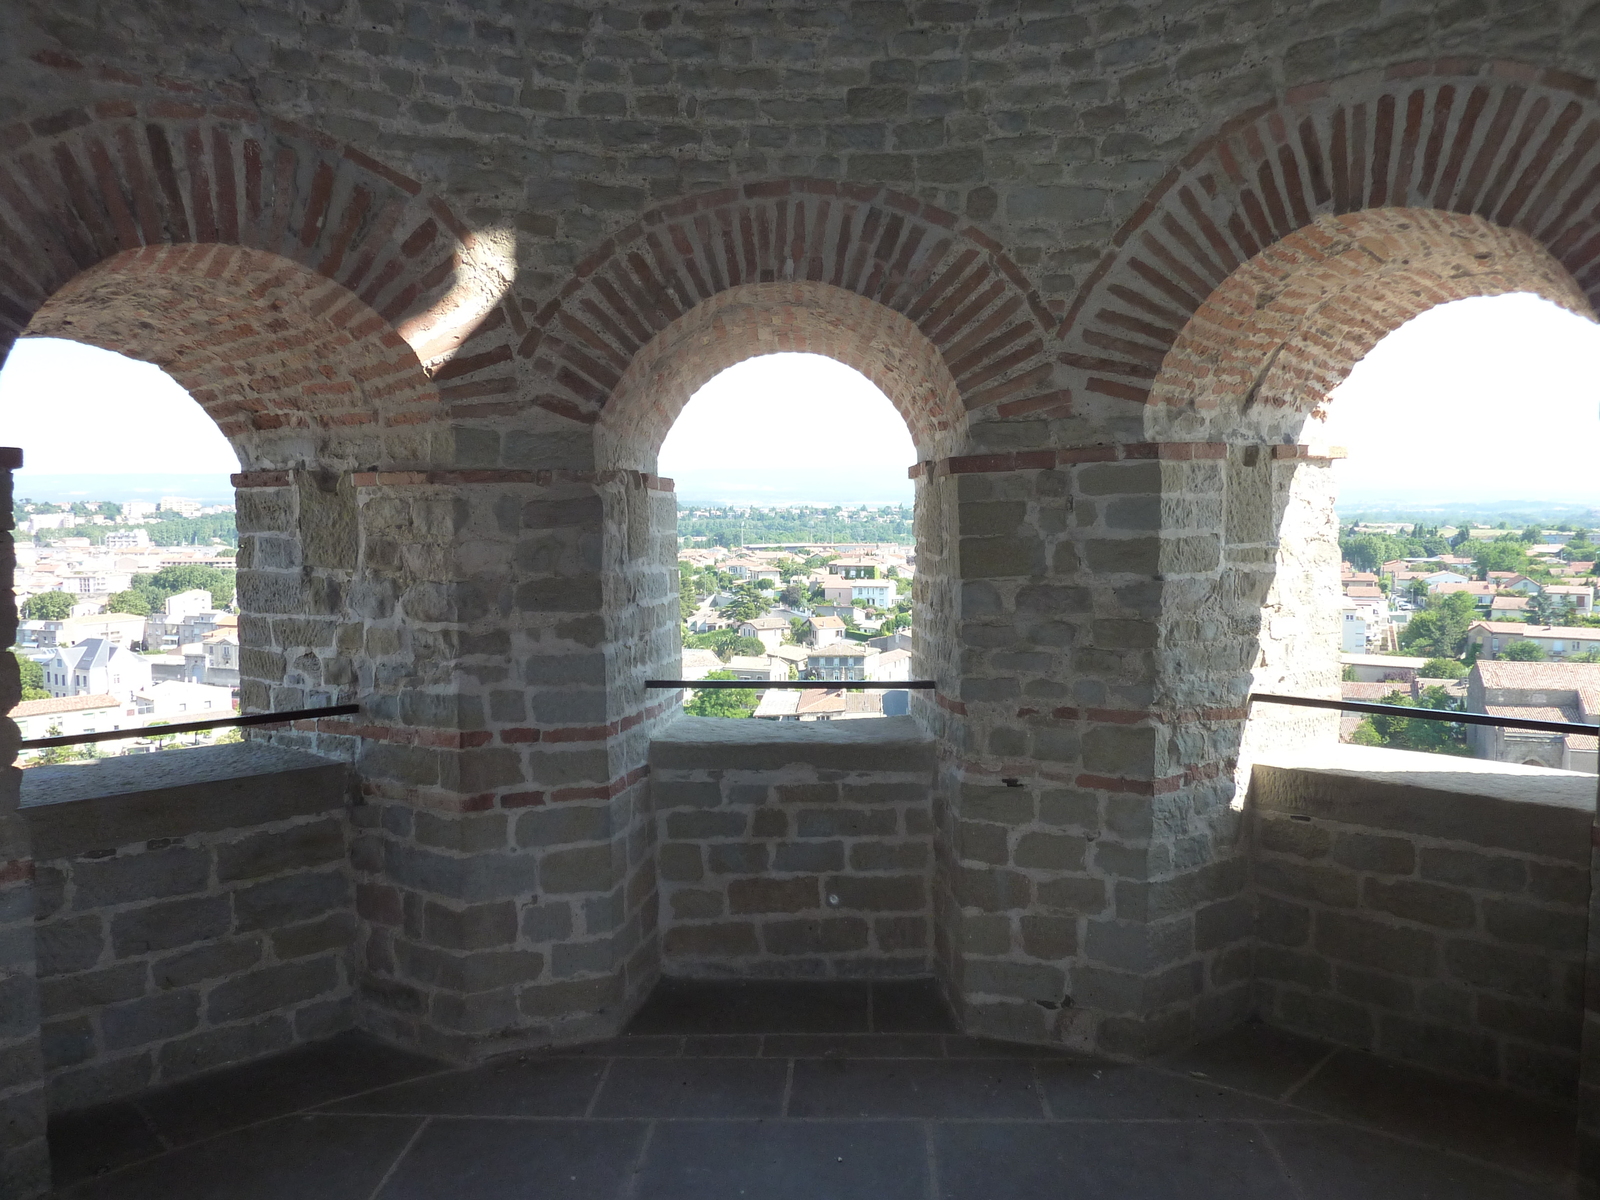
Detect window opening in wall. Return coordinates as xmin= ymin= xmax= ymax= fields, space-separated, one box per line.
xmin=0 ymin=338 xmax=243 ymax=765
xmin=659 ymin=352 xmax=918 ymax=721
xmin=1318 ymin=294 xmax=1600 ymax=774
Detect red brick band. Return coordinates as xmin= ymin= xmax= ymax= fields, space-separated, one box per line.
xmin=909 ymin=443 xmax=1340 ymax=478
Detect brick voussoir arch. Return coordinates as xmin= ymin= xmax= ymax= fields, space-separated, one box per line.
xmin=522 ymin=179 xmax=1064 ymax=427
xmin=1062 ymin=59 xmax=1600 ymax=411
xmin=0 ymin=87 xmax=499 ymax=384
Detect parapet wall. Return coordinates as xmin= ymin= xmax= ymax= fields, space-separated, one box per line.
xmin=649 ymin=716 xmax=936 ymax=980
xmin=1248 ymin=746 xmax=1593 ymax=1101
xmin=22 ymin=744 xmax=356 ymax=1111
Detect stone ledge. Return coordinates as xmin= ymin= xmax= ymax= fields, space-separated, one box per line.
xmin=649 ymin=715 xmax=935 ymax=773
xmin=1250 ymin=744 xmax=1594 ymax=861
xmin=21 ymin=743 xmax=352 ymax=860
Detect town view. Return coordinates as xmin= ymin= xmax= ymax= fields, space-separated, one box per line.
xmin=5 ymin=295 xmax=1600 ymax=772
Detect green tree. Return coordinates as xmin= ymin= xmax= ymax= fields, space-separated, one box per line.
xmin=150 ymin=564 xmax=235 ymax=609
xmin=22 ymin=590 xmax=74 ymax=620
xmin=684 ymin=631 xmax=766 ymax=661
xmin=1502 ymin=639 xmax=1547 ymax=661
xmin=684 ymin=671 xmax=757 ymax=717
xmin=11 ymin=651 xmax=49 ymax=700
xmin=1365 ymin=687 xmax=1470 ymax=756
xmin=1398 ymin=591 xmax=1478 ymax=657
xmin=1418 ymin=657 xmax=1466 ymax=679
xmin=1474 ymin=539 xmax=1529 ymax=577
xmin=106 ymin=589 xmax=152 ymax=617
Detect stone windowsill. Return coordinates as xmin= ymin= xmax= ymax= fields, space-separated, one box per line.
xmin=19 ymin=742 xmax=352 ymax=860
xmin=650 ymin=714 xmax=934 ymax=772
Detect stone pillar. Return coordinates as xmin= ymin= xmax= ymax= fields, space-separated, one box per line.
xmin=0 ymin=447 xmax=50 ymax=1197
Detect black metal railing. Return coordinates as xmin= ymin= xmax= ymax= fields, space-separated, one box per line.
xmin=1249 ymin=692 xmax=1599 ymax=736
xmin=18 ymin=703 xmax=361 ymax=750
xmin=645 ymin=680 xmax=935 ymax=689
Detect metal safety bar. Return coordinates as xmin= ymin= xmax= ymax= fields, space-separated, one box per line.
xmin=1249 ymin=692 xmax=1599 ymax=737
xmin=19 ymin=703 xmax=361 ymax=750
xmin=646 ymin=680 xmax=935 ymax=690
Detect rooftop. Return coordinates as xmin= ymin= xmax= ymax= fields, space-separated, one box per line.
xmin=9 ymin=692 xmax=122 ymax=718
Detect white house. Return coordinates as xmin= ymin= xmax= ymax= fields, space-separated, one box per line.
xmin=737 ymin=617 xmax=791 ymax=652
xmin=145 ymin=589 xmax=218 ymax=649
xmin=724 ymin=655 xmax=790 ymax=682
xmin=802 ymin=643 xmax=880 ymax=682
xmin=9 ymin=693 xmax=133 ymax=750
xmin=805 ymin=615 xmax=846 ymax=647
xmin=134 ymin=680 xmax=236 ymax=720
xmin=822 ymin=582 xmax=893 ymax=607
xmin=867 ymin=647 xmax=912 ymax=681
xmin=43 ymin=638 xmax=153 ymax=703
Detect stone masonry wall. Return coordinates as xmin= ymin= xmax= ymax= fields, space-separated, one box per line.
xmin=650 ymin=717 xmax=935 ymax=979
xmin=1250 ymin=752 xmax=1592 ymax=1102
xmin=0 ymin=448 xmax=47 ymax=1198
xmin=22 ymin=744 xmax=356 ymax=1112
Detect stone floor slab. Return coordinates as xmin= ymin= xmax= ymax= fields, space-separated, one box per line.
xmin=633 ymin=1119 xmax=929 ymax=1200
xmin=323 ymin=1054 xmax=606 ymax=1117
xmin=46 ymin=1100 xmax=164 ymax=1189
xmin=788 ymin=1056 xmax=1044 ymax=1118
xmin=1264 ymin=1121 xmax=1561 ymax=1199
xmin=589 ymin=1056 xmax=789 ymax=1118
xmin=58 ymin=1114 xmax=421 ymax=1200
xmin=373 ymin=1118 xmax=649 ymax=1200
xmin=1036 ymin=1058 xmax=1307 ymax=1121
xmin=933 ymin=1121 xmax=1296 ymax=1200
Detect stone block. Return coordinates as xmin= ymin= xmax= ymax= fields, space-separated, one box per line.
xmin=848 ymin=842 xmax=927 ymax=871
xmin=1446 ymin=936 xmax=1565 ymax=1001
xmin=662 ymin=923 xmax=760 ymax=958
xmin=71 ymin=847 xmax=210 ymax=910
xmin=652 ymin=781 xmax=723 ymax=810
xmin=1257 ymin=895 xmax=1311 ymax=946
xmin=956 ymin=820 xmax=1009 ymax=864
xmin=1013 ymin=831 xmax=1087 ymax=871
xmin=152 ymin=938 xmax=265 ymax=989
xmin=1377 ymin=1014 xmax=1499 ymax=1080
xmin=1333 ymin=965 xmax=1414 ymax=1010
xmin=384 ymin=842 xmax=540 ymax=902
xmin=206 ymin=958 xmax=341 ymax=1024
xmin=41 ymin=1017 xmax=95 ymax=1070
xmin=101 ymin=990 xmax=201 ymax=1052
xmin=657 ymin=844 xmax=704 ymax=883
xmin=423 ymin=900 xmax=519 ymax=950
xmin=963 ymin=958 xmax=1065 ymax=1003
xmin=796 ymin=809 xmax=897 ymax=838
xmin=763 ymin=917 xmax=870 ymax=955
xmin=1315 ymin=912 xmax=1436 ymax=977
xmin=157 ymin=1017 xmax=294 ymax=1082
xmin=48 ymin=1051 xmax=155 ymax=1113
xmin=1255 ymin=859 xmax=1358 ymax=908
xmin=412 ymin=811 xmax=510 ymax=854
xmin=1476 ymin=994 xmax=1582 ymax=1050
xmin=1020 ymin=914 xmax=1077 ymax=959
xmin=953 ymin=865 xmax=1031 ymax=912
xmin=111 ymin=896 xmax=232 ymax=957
xmin=35 ymin=916 xmax=104 ymax=977
xmin=729 ymin=876 xmax=819 ymax=914
xmin=272 ymin=912 xmax=357 ymax=959
xmin=875 ymin=916 xmax=928 ymax=952
xmin=772 ymin=841 xmax=845 ymax=872
xmin=1275 ymin=989 xmax=1375 ymax=1048
xmin=669 ymin=889 xmax=725 ymax=920
xmin=666 ymin=811 xmax=748 ymax=839
xmin=826 ymin=874 xmax=926 ymax=912
xmin=1482 ymin=899 xmax=1586 ymax=954
xmin=540 ymin=845 xmax=616 ymax=894
xmin=215 ymin=819 xmax=345 ymax=882
xmin=1035 ymin=875 xmax=1106 ymax=915
xmin=1194 ymin=895 xmax=1252 ymax=951
xmin=1084 ymin=917 xmax=1192 ymax=973
xmin=516 ymin=805 xmax=613 ymax=847
xmin=1258 ymin=817 xmax=1332 ymax=859
xmin=520 ymin=900 xmax=574 ymax=944
xmin=708 ymin=843 xmax=769 ymax=874
xmin=1255 ymin=947 xmax=1331 ymax=989
xmin=1330 ymin=832 xmax=1414 ymax=875
xmin=38 ymin=963 xmax=146 ymax=1018
xmin=232 ymin=870 xmax=350 ymax=931
xmin=1361 ymin=879 xmax=1475 ymax=930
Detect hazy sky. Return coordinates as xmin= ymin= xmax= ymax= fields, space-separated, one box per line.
xmin=1322 ymin=293 xmax=1600 ymax=504
xmin=1 ymin=291 xmax=1597 ymax=506
xmin=0 ymin=338 xmax=240 ymax=474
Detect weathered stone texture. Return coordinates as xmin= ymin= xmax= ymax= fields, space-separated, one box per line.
xmin=20 ymin=747 xmax=356 ymax=1112
xmin=1249 ymin=754 xmax=1592 ymax=1101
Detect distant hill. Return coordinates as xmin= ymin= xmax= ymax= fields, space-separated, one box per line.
xmin=12 ymin=473 xmax=237 ymax=505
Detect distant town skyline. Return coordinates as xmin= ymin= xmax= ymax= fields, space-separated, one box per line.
xmin=1 ymin=291 xmax=1597 ymax=507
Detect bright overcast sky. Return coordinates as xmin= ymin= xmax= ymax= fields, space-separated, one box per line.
xmin=659 ymin=352 xmax=914 ymax=472
xmin=1 ymin=296 xmax=1597 ymax=506
xmin=0 ymin=338 xmax=240 ymax=474
xmin=1323 ymin=293 xmax=1600 ymax=505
